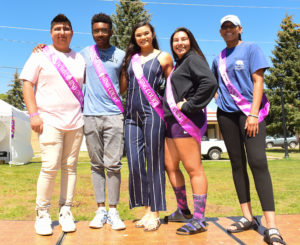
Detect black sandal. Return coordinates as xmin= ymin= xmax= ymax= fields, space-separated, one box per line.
xmin=264 ymin=228 xmax=286 ymax=245
xmin=176 ymin=219 xmax=207 ymax=235
xmin=227 ymin=216 xmax=259 ymax=233
xmin=164 ymin=208 xmax=193 ymax=223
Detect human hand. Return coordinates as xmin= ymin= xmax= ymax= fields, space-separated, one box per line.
xmin=244 ymin=115 xmax=259 ymax=137
xmin=176 ymin=98 xmax=187 ymax=110
xmin=32 ymin=43 xmax=46 ymax=53
xmin=30 ymin=115 xmax=43 ymax=134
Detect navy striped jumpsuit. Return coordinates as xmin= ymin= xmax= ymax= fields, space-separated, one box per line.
xmin=125 ymin=53 xmax=166 ymax=212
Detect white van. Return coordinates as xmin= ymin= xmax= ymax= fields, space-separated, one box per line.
xmin=201 ymin=136 xmax=227 ymax=160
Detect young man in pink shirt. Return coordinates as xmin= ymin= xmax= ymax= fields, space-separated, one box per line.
xmin=21 ymin=14 xmax=85 ymax=236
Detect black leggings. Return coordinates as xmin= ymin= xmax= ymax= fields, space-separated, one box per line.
xmin=217 ymin=108 xmax=275 ymax=211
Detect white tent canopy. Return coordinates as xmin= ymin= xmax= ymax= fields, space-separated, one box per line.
xmin=0 ymin=99 xmax=33 ymax=165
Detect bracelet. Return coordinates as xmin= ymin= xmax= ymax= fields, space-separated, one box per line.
xmin=29 ymin=112 xmax=39 ymax=118
xmin=248 ymin=114 xmax=259 ymax=118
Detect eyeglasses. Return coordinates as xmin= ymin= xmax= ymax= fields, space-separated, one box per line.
xmin=221 ymin=25 xmax=237 ymax=30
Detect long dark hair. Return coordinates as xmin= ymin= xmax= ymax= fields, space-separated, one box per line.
xmin=170 ymin=27 xmax=207 ymax=63
xmin=122 ymin=22 xmax=159 ymax=73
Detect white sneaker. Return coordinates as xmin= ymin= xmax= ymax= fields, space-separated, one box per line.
xmin=35 ymin=210 xmax=53 ymax=235
xmin=107 ymin=210 xmax=126 ymax=230
xmin=59 ymin=206 xmax=76 ymax=232
xmin=89 ymin=208 xmax=108 ymax=229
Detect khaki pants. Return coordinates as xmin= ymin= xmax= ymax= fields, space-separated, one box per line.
xmin=36 ymin=124 xmax=83 ymax=210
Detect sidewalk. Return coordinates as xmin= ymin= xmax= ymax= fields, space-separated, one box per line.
xmin=0 ymin=214 xmax=298 ymax=245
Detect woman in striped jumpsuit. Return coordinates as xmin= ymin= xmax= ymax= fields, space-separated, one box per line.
xmin=120 ymin=22 xmax=173 ymax=231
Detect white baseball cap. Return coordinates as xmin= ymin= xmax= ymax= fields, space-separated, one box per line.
xmin=220 ymin=15 xmax=241 ymax=27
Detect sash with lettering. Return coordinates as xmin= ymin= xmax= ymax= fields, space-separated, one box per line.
xmin=42 ymin=45 xmax=84 ymax=109
xmin=218 ymin=48 xmax=270 ymax=122
xmin=131 ymin=53 xmax=165 ymax=121
xmin=89 ymin=45 xmax=124 ymax=113
xmin=166 ymin=67 xmax=207 ymax=143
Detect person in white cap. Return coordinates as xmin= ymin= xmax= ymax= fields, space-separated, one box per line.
xmin=211 ymin=15 xmax=286 ymax=245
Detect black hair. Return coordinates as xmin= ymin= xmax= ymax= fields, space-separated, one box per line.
xmin=122 ymin=22 xmax=159 ymax=74
xmin=91 ymin=13 xmax=112 ymax=30
xmin=170 ymin=27 xmax=207 ymax=63
xmin=51 ymin=14 xmax=72 ymax=30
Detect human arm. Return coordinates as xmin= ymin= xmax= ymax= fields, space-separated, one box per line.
xmin=22 ymin=81 xmax=43 ymax=134
xmin=119 ymin=69 xmax=127 ymax=95
xmin=244 ymin=68 xmax=265 ymax=137
xmin=211 ymin=60 xmax=219 ymax=102
xmin=83 ymin=68 xmax=86 ymax=84
xmin=180 ymin=55 xmax=218 ymax=113
xmin=157 ymin=51 xmax=174 ymax=79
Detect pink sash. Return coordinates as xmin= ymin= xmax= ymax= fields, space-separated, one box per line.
xmin=90 ymin=45 xmax=124 ymax=113
xmin=131 ymin=53 xmax=165 ymax=121
xmin=166 ymin=67 xmax=207 ymax=143
xmin=42 ymin=45 xmax=84 ymax=109
xmin=218 ymin=49 xmax=269 ymax=122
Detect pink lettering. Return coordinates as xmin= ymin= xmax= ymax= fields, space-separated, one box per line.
xmin=90 ymin=45 xmax=124 ymax=113
xmin=43 ymin=46 xmax=84 ymax=109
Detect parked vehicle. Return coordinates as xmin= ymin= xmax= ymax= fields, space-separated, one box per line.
xmin=265 ymin=135 xmax=299 ymax=149
xmin=201 ymin=136 xmax=227 ymax=160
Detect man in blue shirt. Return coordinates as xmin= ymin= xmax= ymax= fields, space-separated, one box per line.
xmin=81 ymin=13 xmax=126 ymax=231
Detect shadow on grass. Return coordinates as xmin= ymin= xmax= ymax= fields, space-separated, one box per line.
xmin=266 ymin=148 xmax=299 ymax=153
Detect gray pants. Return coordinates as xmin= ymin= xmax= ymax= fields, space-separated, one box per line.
xmin=84 ymin=114 xmax=124 ymax=205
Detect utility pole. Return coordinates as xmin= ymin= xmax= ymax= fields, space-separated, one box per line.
xmin=278 ymin=73 xmax=289 ymax=158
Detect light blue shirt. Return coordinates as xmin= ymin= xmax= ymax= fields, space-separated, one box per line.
xmin=81 ymin=45 xmax=125 ymax=115
xmin=212 ymin=42 xmax=269 ymax=113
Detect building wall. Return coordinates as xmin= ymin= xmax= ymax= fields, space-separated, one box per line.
xmin=206 ymin=110 xmax=223 ymax=140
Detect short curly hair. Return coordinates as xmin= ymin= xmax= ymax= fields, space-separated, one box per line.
xmin=91 ymin=13 xmax=112 ymax=30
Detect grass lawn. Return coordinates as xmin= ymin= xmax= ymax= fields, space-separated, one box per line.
xmin=0 ymin=149 xmax=299 ymax=221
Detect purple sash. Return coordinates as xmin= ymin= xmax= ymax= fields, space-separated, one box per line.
xmin=42 ymin=45 xmax=84 ymax=109
xmin=90 ymin=45 xmax=124 ymax=113
xmin=166 ymin=67 xmax=207 ymax=143
xmin=218 ymin=48 xmax=269 ymax=122
xmin=131 ymin=53 xmax=164 ymax=121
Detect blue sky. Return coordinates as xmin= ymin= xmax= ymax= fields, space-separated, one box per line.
xmin=0 ymin=0 xmax=299 ymax=99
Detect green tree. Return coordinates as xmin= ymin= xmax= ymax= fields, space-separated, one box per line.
xmin=265 ymin=14 xmax=300 ymax=140
xmin=111 ymin=0 xmax=152 ymax=109
xmin=110 ymin=0 xmax=152 ymax=50
xmin=0 ymin=93 xmax=8 ymax=101
xmin=6 ymin=70 xmax=25 ymax=110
